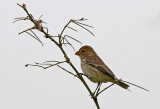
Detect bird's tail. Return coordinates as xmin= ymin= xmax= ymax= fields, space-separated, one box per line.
xmin=116 ymin=80 xmax=149 ymax=92
xmin=116 ymin=80 xmax=130 ymax=89
xmin=121 ymin=80 xmax=149 ymax=92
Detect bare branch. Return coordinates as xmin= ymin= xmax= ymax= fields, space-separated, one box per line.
xmin=15 ymin=4 xmax=100 ymax=109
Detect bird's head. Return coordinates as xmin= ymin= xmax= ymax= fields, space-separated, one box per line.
xmin=75 ymin=45 xmax=96 ymax=58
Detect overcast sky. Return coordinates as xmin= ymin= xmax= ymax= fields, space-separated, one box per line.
xmin=0 ymin=0 xmax=160 ymax=109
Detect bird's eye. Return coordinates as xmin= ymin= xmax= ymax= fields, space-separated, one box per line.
xmin=81 ymin=50 xmax=85 ymax=53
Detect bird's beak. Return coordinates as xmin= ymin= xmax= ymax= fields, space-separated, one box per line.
xmin=75 ymin=51 xmax=80 ymax=55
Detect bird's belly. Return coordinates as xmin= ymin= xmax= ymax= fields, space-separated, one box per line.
xmin=81 ymin=62 xmax=112 ymax=83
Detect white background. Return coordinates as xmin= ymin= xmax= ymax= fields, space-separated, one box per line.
xmin=0 ymin=0 xmax=160 ymax=109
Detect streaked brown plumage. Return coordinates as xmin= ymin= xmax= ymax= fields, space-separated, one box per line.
xmin=75 ymin=45 xmax=129 ymax=89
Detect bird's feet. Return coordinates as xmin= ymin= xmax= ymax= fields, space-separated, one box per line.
xmin=93 ymin=83 xmax=102 ymax=97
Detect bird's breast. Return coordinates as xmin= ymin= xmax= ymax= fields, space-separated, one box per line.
xmin=81 ymin=61 xmax=112 ymax=83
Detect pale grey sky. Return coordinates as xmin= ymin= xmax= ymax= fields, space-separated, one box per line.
xmin=0 ymin=0 xmax=160 ymax=109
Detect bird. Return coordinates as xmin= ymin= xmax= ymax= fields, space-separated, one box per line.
xmin=75 ymin=45 xmax=129 ymax=90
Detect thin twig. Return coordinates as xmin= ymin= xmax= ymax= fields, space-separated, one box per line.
xmin=38 ymin=15 xmax=43 ymax=20
xmin=35 ymin=62 xmax=53 ymax=65
xmin=13 ymin=16 xmax=29 ymax=23
xmin=74 ymin=21 xmax=94 ymax=28
xmin=65 ymin=35 xmax=82 ymax=45
xmin=25 ymin=64 xmax=46 ymax=69
xmin=57 ymin=65 xmax=78 ymax=77
xmin=43 ymin=61 xmax=66 ymax=69
xmin=64 ymin=38 xmax=75 ymax=50
xmin=61 ymin=35 xmax=67 ymax=45
xmin=30 ymin=30 xmax=43 ymax=46
xmin=19 ymin=27 xmax=33 ymax=34
xmin=59 ymin=20 xmax=72 ymax=44
xmin=25 ymin=31 xmax=43 ymax=46
xmin=44 ymin=60 xmax=60 ymax=63
xmin=73 ymin=18 xmax=88 ymax=22
xmin=72 ymin=22 xmax=94 ymax=36
xmin=67 ymin=26 xmax=78 ymax=32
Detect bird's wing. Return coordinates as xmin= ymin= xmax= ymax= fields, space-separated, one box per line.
xmin=85 ymin=55 xmax=116 ymax=79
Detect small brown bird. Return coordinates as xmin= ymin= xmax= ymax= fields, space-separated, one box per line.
xmin=75 ymin=45 xmax=129 ymax=89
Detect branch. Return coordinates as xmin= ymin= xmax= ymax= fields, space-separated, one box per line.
xmin=15 ymin=3 xmax=101 ymax=109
